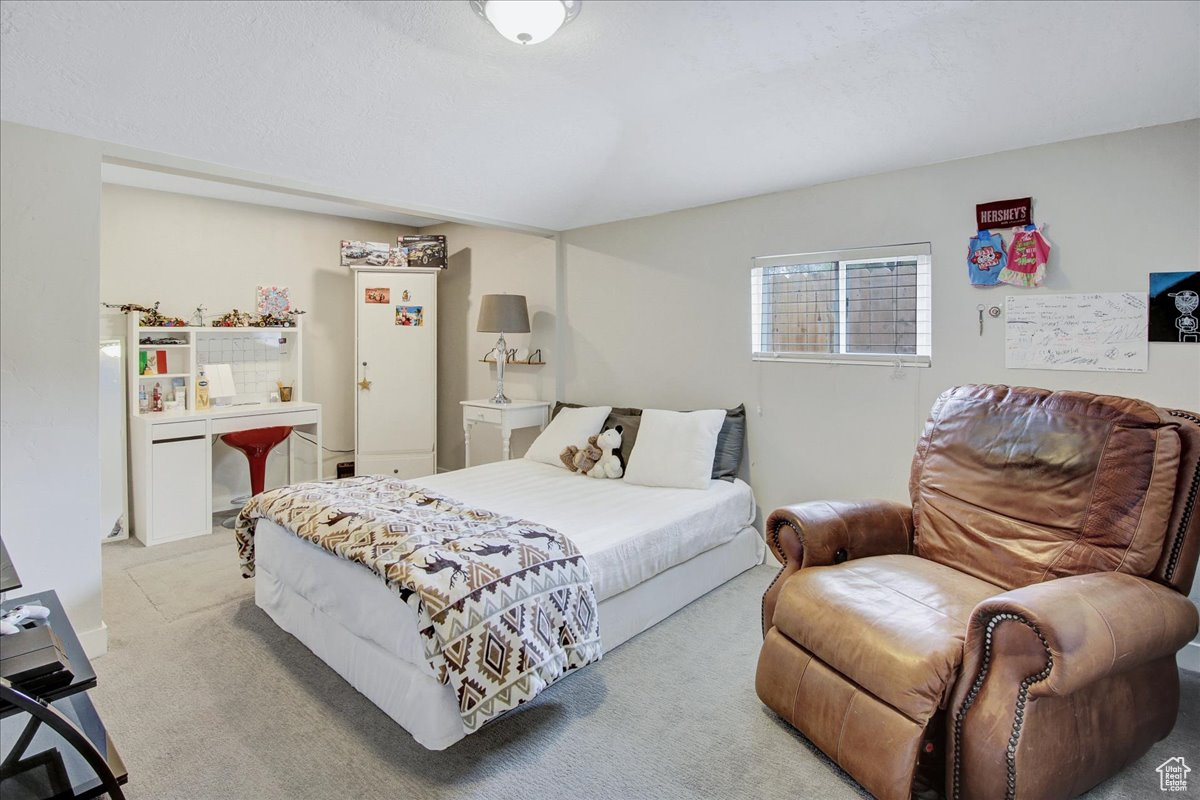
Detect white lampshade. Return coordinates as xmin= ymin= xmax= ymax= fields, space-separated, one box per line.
xmin=476 ymin=0 xmax=579 ymax=45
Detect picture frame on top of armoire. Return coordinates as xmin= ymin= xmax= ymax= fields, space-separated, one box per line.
xmin=340 ymin=240 xmax=409 ymax=267
xmin=340 ymin=240 xmax=392 ymax=267
xmin=400 ymin=235 xmax=447 ymax=269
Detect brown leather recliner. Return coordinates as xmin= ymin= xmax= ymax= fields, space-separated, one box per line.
xmin=756 ymin=385 xmax=1200 ymax=800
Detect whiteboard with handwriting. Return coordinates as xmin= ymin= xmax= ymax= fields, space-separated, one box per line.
xmin=1005 ymin=293 xmax=1147 ymax=372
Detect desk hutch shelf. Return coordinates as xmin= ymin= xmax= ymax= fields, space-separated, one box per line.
xmin=125 ymin=317 xmax=320 ymax=546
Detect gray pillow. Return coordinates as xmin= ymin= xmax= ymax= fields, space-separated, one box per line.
xmin=711 ymin=405 xmax=746 ymax=482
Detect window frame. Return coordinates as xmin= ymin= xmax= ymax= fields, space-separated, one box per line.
xmin=751 ymin=242 xmax=932 ymax=367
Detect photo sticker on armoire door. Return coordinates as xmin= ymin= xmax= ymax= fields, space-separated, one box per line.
xmin=364 ymin=287 xmax=390 ymax=304
xmin=396 ymin=306 xmax=423 ymax=326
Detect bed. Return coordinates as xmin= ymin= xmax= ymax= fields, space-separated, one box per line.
xmin=249 ymin=457 xmax=762 ymax=749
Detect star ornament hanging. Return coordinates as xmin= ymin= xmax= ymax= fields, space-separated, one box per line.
xmin=358 ymin=377 xmax=372 ymax=390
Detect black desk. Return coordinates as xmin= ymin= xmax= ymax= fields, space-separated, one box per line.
xmin=0 ymin=591 xmax=126 ymax=799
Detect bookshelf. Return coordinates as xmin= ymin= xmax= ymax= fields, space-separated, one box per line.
xmin=127 ymin=318 xmax=304 ymax=417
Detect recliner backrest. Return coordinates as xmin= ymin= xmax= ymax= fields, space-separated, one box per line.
xmin=1153 ymin=408 xmax=1200 ymax=594
xmin=910 ymin=385 xmax=1184 ymax=591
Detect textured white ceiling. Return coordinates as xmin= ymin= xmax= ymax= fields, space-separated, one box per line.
xmin=100 ymin=163 xmax=444 ymax=227
xmin=2 ymin=1 xmax=1198 ymax=231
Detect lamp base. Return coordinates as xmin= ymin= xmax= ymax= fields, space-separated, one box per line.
xmin=489 ymin=332 xmax=511 ymax=404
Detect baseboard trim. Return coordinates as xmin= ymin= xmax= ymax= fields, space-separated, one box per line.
xmin=77 ymin=621 xmax=109 ymax=659
xmin=1178 ymin=640 xmax=1200 ymax=673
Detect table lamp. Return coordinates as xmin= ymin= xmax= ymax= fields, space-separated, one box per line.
xmin=476 ymin=294 xmax=530 ymax=404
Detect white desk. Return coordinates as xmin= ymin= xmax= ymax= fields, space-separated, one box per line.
xmin=461 ymin=399 xmax=550 ymax=467
xmin=129 ymin=401 xmax=321 ymax=545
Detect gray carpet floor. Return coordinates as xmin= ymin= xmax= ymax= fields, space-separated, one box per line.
xmin=95 ymin=530 xmax=1198 ymax=800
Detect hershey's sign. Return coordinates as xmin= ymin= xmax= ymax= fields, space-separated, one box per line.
xmin=976 ymin=197 xmax=1032 ymax=230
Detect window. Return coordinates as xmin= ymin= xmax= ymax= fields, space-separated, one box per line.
xmin=751 ymin=243 xmax=931 ymax=365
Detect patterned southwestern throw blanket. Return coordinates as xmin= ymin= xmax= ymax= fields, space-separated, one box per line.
xmin=234 ymin=476 xmax=602 ymax=734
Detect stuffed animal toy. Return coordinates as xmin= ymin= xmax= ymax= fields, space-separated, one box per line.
xmin=586 ymin=425 xmax=624 ymax=479
xmin=560 ymin=435 xmax=602 ymax=474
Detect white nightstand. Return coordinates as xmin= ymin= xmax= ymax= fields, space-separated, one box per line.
xmin=461 ymin=399 xmax=551 ymax=467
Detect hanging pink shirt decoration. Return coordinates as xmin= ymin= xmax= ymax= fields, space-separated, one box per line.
xmin=998 ymin=225 xmax=1050 ymax=288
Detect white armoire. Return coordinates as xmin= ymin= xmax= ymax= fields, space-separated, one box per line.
xmin=353 ymin=267 xmax=438 ymax=478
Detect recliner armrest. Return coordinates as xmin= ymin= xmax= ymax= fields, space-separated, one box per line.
xmin=761 ymin=500 xmax=913 ymax=636
xmin=964 ymin=572 xmax=1199 ymax=698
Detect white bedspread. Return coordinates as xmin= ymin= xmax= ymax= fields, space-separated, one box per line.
xmin=412 ymin=458 xmax=756 ymax=602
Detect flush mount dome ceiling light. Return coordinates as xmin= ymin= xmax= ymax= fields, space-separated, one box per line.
xmin=470 ymin=0 xmax=581 ymax=45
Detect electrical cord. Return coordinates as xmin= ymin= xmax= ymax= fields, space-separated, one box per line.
xmin=206 ymin=422 xmax=353 ymax=454
xmin=292 ymin=430 xmax=354 ymax=454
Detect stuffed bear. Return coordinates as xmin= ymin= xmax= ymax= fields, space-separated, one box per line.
xmin=586 ymin=425 xmax=624 ymax=479
xmin=560 ymin=435 xmax=602 ymax=474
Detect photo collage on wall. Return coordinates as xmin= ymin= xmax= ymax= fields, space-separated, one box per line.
xmin=256 ymin=285 xmax=291 ymax=317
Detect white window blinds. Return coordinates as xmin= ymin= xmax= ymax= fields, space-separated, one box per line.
xmin=751 ymin=243 xmax=932 ymax=365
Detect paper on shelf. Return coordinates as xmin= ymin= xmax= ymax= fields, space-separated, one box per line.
xmin=205 ymin=363 xmax=238 ymax=398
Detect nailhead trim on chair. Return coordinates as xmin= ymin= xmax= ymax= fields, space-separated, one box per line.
xmin=761 ymin=519 xmax=801 ymax=638
xmin=950 ymin=612 xmax=1053 ymax=800
xmin=1165 ymin=410 xmax=1200 ymax=582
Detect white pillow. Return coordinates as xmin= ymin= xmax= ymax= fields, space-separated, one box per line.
xmin=623 ymin=409 xmax=726 ymax=489
xmin=524 ymin=406 xmax=613 ymax=469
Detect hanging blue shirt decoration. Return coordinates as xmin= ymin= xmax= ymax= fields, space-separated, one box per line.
xmin=968 ymin=230 xmax=1006 ymax=287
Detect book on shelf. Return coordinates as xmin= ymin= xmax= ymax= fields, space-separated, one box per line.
xmin=140 ymin=350 xmax=168 ymax=375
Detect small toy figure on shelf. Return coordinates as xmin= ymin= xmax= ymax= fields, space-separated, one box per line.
xmin=143 ymin=302 xmax=187 ymax=327
xmin=102 ymin=301 xmax=187 ymax=327
xmin=252 ymin=309 xmax=305 ymax=328
xmin=102 ymin=301 xmax=152 ymax=315
xmin=212 ymin=308 xmax=254 ymax=327
xmin=142 ymin=302 xmax=187 ymax=327
xmin=192 ymin=304 xmax=207 ymax=326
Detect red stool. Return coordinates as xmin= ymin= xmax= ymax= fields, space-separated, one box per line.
xmin=221 ymin=426 xmax=293 ymax=496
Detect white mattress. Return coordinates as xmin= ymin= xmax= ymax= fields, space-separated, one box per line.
xmin=412 ymin=458 xmax=757 ymax=601
xmin=256 ymin=526 xmax=764 ymax=749
xmin=252 ymin=457 xmax=763 ymax=748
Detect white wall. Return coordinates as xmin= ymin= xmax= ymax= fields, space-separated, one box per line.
xmin=559 ymin=121 xmax=1200 ymax=666
xmin=561 ymin=120 xmax=1199 ymax=511
xmin=428 ymin=222 xmax=557 ymax=471
xmin=1 ymin=122 xmax=107 ymax=654
xmin=100 ymin=184 xmax=410 ymax=503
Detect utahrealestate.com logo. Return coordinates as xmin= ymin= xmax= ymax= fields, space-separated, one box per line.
xmin=1158 ymin=757 xmax=1191 ymax=792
